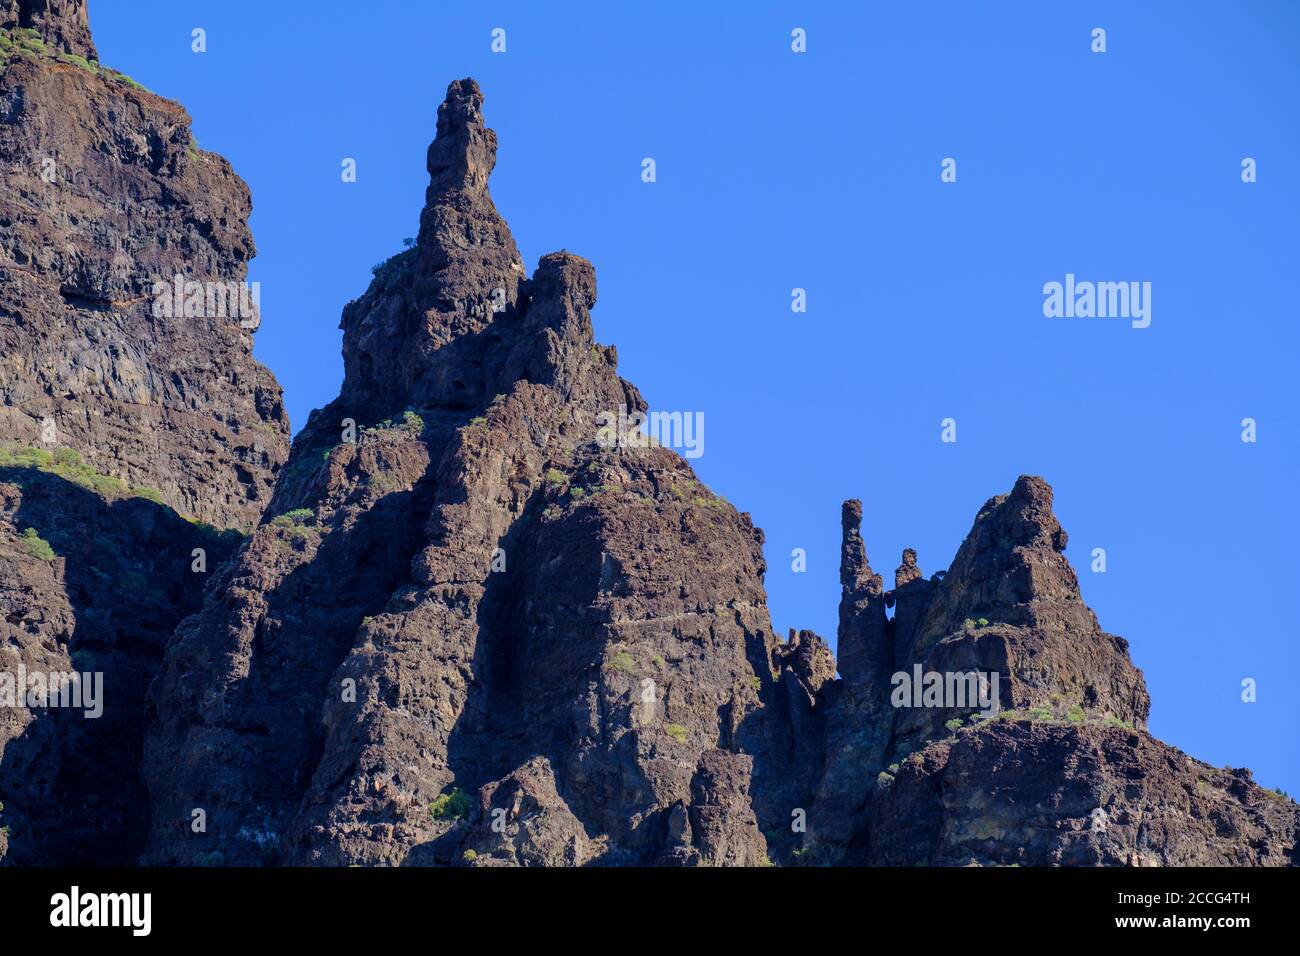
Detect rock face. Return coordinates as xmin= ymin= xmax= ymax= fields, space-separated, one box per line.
xmin=137 ymin=76 xmax=1296 ymax=870
xmin=869 ymin=722 xmax=1297 ymax=867
xmin=141 ymin=78 xmax=799 ymax=868
xmin=0 ymin=3 xmax=289 ymax=529
xmin=803 ymin=476 xmax=1295 ymax=866
xmin=0 ymin=1 xmax=277 ymax=867
xmin=1 ymin=1 xmax=95 ymax=59
xmin=2 ymin=4 xmax=1294 ymax=868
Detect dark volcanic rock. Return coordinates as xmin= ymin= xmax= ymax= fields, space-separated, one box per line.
xmin=1 ymin=1 xmax=95 ymax=59
xmin=5 ymin=5 xmax=1291 ymax=868
xmin=0 ymin=462 xmax=237 ymax=864
xmin=802 ymin=475 xmax=1294 ymax=866
xmin=868 ymin=721 xmax=1298 ymax=866
xmin=888 ymin=476 xmax=1150 ymax=760
xmin=0 ymin=10 xmax=288 ymax=528
xmin=139 ymin=71 xmax=1295 ymax=869
xmin=0 ymin=3 xmax=282 ymax=867
xmin=142 ymin=78 xmax=810 ymax=868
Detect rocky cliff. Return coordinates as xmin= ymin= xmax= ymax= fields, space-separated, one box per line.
xmin=139 ymin=78 xmax=1297 ymax=867
xmin=0 ymin=0 xmax=289 ymax=529
xmin=0 ymin=0 xmax=282 ymax=865
xmin=2 ymin=2 xmax=1295 ymax=868
xmin=141 ymin=79 xmax=802 ymax=867
xmin=808 ymin=476 xmax=1293 ymax=866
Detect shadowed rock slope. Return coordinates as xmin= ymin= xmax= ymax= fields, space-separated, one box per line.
xmin=0 ymin=455 xmax=239 ymax=864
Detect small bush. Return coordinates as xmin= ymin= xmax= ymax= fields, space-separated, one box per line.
xmin=402 ymin=410 xmax=424 ymax=432
xmin=14 ymin=30 xmax=46 ymax=54
xmin=103 ymin=67 xmax=148 ymax=91
xmin=543 ymin=468 xmax=566 ymax=486
xmin=944 ymin=717 xmax=963 ymax=732
xmin=270 ymin=509 xmax=315 ymax=543
xmin=462 ymin=849 xmax=477 ymax=862
xmin=609 ymin=651 xmax=635 ymax=673
xmin=1 ymin=444 xmax=130 ymax=498
xmin=131 ymin=486 xmax=166 ymax=504
xmin=61 ymin=53 xmax=97 ymax=74
xmin=430 ymin=788 xmax=470 ymax=821
xmin=664 ymin=723 xmax=688 ymax=743
xmin=20 ymin=527 xmax=54 ymax=561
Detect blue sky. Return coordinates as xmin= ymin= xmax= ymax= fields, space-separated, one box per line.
xmin=90 ymin=1 xmax=1298 ymax=795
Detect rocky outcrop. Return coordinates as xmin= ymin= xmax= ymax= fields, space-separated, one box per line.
xmin=0 ymin=6 xmax=288 ymax=529
xmin=139 ymin=72 xmax=1296 ymax=869
xmin=869 ymin=722 xmax=1297 ymax=867
xmin=887 ymin=476 xmax=1149 ymax=757
xmin=141 ymin=78 xmax=808 ymax=868
xmin=1 ymin=1 xmax=95 ymax=59
xmin=801 ymin=475 xmax=1295 ymax=866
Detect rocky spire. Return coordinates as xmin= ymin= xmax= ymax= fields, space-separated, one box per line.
xmin=890 ymin=547 xmax=932 ymax=667
xmin=422 ymin=78 xmax=498 ymax=215
xmin=330 ymin=78 xmax=525 ymax=425
xmin=894 ymin=548 xmax=921 ymax=587
xmin=1 ymin=0 xmax=96 ymax=59
xmin=893 ymin=475 xmax=1150 ymax=752
xmin=839 ymin=499 xmax=873 ymax=592
xmin=836 ymin=499 xmax=888 ymax=688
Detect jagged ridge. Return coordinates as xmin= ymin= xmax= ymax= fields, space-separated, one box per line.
xmin=0 ymin=1 xmax=1292 ymax=868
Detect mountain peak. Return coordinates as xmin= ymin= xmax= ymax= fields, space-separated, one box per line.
xmin=423 ymin=77 xmax=496 ymax=206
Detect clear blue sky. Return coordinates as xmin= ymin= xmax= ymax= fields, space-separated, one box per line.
xmin=90 ymin=1 xmax=1298 ymax=795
